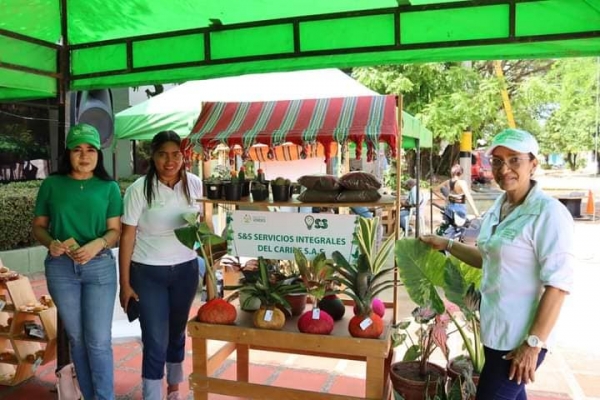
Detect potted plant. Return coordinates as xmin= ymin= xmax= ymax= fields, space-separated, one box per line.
xmin=223 ymin=170 xmax=243 ymax=201
xmin=442 ymin=265 xmax=483 ymax=399
xmin=174 ymin=212 xmax=237 ymax=325
xmin=330 ymin=216 xmax=396 ymax=339
xmin=293 ymin=248 xmax=335 ymax=335
xmin=250 ymin=180 xmax=269 ymax=202
xmin=389 ymin=307 xmax=451 ymax=400
xmin=271 ymin=176 xmax=291 ymax=202
xmin=203 ymin=175 xmax=222 ymax=200
xmin=238 ymin=257 xmax=304 ymax=330
xmin=394 ymin=238 xmax=483 ymax=399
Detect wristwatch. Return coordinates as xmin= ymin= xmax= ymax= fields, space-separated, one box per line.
xmin=525 ymin=334 xmax=544 ymax=348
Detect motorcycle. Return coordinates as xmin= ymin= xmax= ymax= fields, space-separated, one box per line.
xmin=432 ymin=202 xmax=482 ymax=246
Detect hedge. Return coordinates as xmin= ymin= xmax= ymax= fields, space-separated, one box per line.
xmin=0 ymin=176 xmax=139 ymax=251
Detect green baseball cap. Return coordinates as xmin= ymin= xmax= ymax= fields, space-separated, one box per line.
xmin=66 ymin=123 xmax=101 ymax=150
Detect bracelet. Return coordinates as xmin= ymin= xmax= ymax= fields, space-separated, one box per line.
xmin=99 ymin=237 xmax=109 ymax=249
xmin=446 ymin=238 xmax=454 ymax=251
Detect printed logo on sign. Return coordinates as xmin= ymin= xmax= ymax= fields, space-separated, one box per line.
xmin=252 ymin=216 xmax=267 ymax=223
xmin=242 ymin=214 xmax=252 ymax=224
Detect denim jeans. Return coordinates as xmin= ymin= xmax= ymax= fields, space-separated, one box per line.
xmin=476 ymin=346 xmax=547 ymax=400
xmin=130 ymin=258 xmax=199 ymax=393
xmin=45 ymin=249 xmax=117 ymax=400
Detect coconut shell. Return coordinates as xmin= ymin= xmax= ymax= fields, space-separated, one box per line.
xmin=196 ymin=299 xmax=237 ymax=324
xmin=318 ymin=295 xmax=346 ymax=321
xmin=253 ymin=307 xmax=286 ymax=330
xmin=348 ymin=313 xmax=384 ymax=338
xmin=297 ymin=309 xmax=334 ymax=335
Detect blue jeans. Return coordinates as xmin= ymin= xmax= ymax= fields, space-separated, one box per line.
xmin=45 ymin=249 xmax=117 ymax=400
xmin=476 ymin=346 xmax=547 ymax=400
xmin=130 ymin=259 xmax=199 ymax=382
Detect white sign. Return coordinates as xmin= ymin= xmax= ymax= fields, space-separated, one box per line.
xmin=227 ymin=211 xmax=358 ymax=260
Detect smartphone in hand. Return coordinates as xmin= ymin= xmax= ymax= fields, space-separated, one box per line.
xmin=126 ymin=299 xmax=140 ymax=322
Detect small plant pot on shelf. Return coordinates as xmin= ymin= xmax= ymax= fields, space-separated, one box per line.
xmin=204 ymin=182 xmax=222 ymax=200
xmin=250 ymin=181 xmax=270 ymax=202
xmin=241 ymin=180 xmax=251 ymax=197
xmin=223 ymin=182 xmax=243 ymax=201
xmin=272 ymin=184 xmax=291 ymax=202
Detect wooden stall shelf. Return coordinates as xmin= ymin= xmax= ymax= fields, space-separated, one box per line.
xmin=188 ymin=305 xmax=394 ymax=400
xmin=0 ymin=277 xmax=57 ymax=385
xmin=189 ymin=196 xmax=398 ymax=400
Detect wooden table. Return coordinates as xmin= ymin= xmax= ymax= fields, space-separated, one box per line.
xmin=187 ymin=307 xmax=393 ymax=400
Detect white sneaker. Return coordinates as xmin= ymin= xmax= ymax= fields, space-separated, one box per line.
xmin=166 ymin=391 xmax=181 ymax=400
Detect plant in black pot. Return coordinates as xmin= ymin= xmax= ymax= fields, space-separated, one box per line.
xmin=223 ymin=170 xmax=243 ymax=201
xmin=203 ymin=176 xmax=222 ymax=200
xmin=250 ymin=180 xmax=269 ymax=202
xmin=271 ymin=176 xmax=291 ymax=202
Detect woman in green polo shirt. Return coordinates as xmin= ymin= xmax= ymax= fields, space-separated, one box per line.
xmin=32 ymin=123 xmax=122 ymax=400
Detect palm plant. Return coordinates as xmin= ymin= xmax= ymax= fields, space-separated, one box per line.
xmin=330 ymin=216 xmax=396 ymax=338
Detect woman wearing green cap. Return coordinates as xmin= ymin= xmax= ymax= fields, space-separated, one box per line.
xmin=420 ymin=129 xmax=574 ymax=399
xmin=32 ymin=123 xmax=122 ymax=400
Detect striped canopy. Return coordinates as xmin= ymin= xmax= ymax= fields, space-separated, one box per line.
xmin=187 ymin=95 xmax=398 ymax=162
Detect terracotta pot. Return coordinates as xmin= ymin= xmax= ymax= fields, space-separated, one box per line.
xmin=284 ymin=293 xmax=308 ymax=316
xmin=390 ymin=361 xmax=446 ymax=400
xmin=446 ymin=358 xmax=480 ymax=400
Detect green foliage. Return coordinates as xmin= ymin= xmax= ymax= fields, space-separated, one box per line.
xmin=395 ymin=239 xmax=484 ymax=375
xmin=293 ymin=248 xmax=334 ymax=303
xmin=238 ymin=257 xmax=303 ymax=311
xmin=330 ymin=216 xmax=396 ymax=316
xmin=0 ymin=184 xmax=39 ymax=250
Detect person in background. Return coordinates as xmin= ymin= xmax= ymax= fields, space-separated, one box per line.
xmin=421 ymin=129 xmax=574 ymax=399
xmin=119 ymin=131 xmax=204 ymax=400
xmin=32 ymin=123 xmax=122 ymax=400
xmin=399 ymin=178 xmax=422 ymax=234
xmin=433 ymin=163 xmax=480 ymax=218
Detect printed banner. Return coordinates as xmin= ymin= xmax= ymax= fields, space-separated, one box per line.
xmin=227 ymin=210 xmax=358 ymax=260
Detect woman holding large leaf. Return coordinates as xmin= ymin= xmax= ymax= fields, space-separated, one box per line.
xmin=420 ymin=129 xmax=574 ymax=400
xmin=119 ymin=131 xmax=204 ymax=400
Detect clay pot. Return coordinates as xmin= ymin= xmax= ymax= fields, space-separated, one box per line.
xmin=390 ymin=361 xmax=446 ymax=400
xmin=283 ymin=293 xmax=308 ymax=316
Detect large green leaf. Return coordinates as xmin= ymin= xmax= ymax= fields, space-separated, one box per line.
xmin=395 ymin=239 xmax=446 ymax=314
xmin=443 ymin=257 xmax=482 ymax=311
xmin=174 ymin=225 xmax=197 ymax=249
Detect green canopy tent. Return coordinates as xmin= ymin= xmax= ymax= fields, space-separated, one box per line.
xmin=1 ymin=0 xmax=599 ymax=101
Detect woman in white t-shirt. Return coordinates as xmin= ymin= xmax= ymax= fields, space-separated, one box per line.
xmin=119 ymin=131 xmax=203 ymax=400
xmin=420 ymin=129 xmax=574 ymax=400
